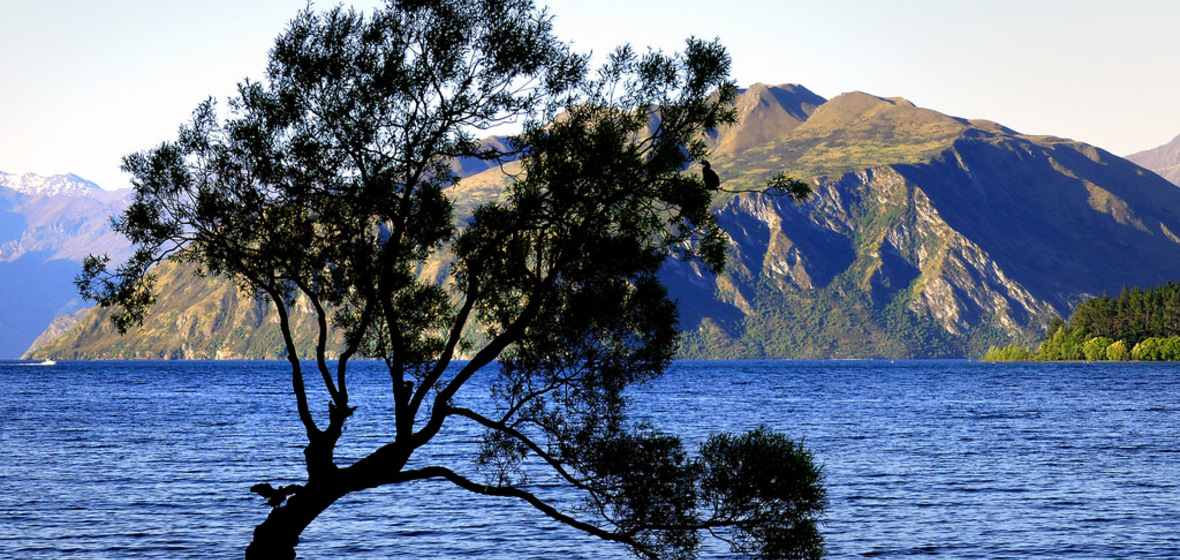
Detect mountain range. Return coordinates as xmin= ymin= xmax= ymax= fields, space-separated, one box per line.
xmin=0 ymin=172 xmax=130 ymax=358
xmin=22 ymin=84 xmax=1180 ymax=360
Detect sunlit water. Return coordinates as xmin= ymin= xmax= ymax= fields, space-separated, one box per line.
xmin=1 ymin=360 xmax=1178 ymax=558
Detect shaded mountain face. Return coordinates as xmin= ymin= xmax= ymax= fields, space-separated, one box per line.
xmin=0 ymin=172 xmax=131 ymax=358
xmin=449 ymin=135 xmax=513 ymax=178
xmin=674 ymin=90 xmax=1180 ymax=358
xmin=1126 ymin=133 xmax=1180 ymax=186
xmin=29 ymin=84 xmax=1180 ymax=359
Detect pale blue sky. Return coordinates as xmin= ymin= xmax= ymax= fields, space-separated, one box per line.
xmin=3 ymin=0 xmax=1179 ymax=190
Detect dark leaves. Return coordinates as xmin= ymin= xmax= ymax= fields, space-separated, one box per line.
xmin=763 ymin=173 xmax=813 ymax=202
xmin=583 ymin=431 xmax=700 ymax=560
xmin=700 ymin=428 xmax=828 ymax=560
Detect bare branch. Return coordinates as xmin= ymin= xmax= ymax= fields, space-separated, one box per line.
xmin=446 ymin=406 xmax=586 ymax=489
xmin=402 ymin=466 xmax=659 ymax=560
xmin=294 ymin=277 xmax=342 ymax=405
xmin=260 ymin=281 xmax=320 ymax=439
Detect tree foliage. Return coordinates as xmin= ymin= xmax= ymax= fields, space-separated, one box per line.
xmin=985 ymin=282 xmax=1180 ymax=361
xmin=76 ymin=1 xmax=825 ymax=558
xmin=981 ymin=344 xmax=1034 ymax=362
xmin=1081 ymin=336 xmax=1113 ymax=361
xmin=1105 ymin=338 xmax=1130 ymax=361
xmin=1068 ymin=282 xmax=1180 ymax=347
xmin=699 ymin=428 xmax=826 ymax=560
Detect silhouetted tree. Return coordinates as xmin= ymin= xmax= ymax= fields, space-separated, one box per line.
xmin=77 ymin=1 xmax=825 ymax=558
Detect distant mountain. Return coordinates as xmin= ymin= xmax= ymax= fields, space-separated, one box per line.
xmin=1126 ymin=134 xmax=1180 ymax=186
xmin=0 ymin=172 xmax=130 ymax=358
xmin=28 ymin=84 xmax=1180 ymax=359
xmin=709 ymin=83 xmax=825 ymax=157
xmin=30 ymin=260 xmax=309 ymax=360
xmin=0 ymin=171 xmax=104 ymax=198
xmin=675 ymin=89 xmax=1180 ymax=357
xmin=22 ymin=307 xmax=92 ymax=357
xmin=450 ymin=135 xmax=513 ymax=178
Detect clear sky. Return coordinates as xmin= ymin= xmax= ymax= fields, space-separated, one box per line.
xmin=3 ymin=0 xmax=1180 ymax=191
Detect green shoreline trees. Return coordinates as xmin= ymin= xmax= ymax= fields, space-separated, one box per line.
xmin=984 ymin=282 xmax=1180 ymax=361
xmin=77 ymin=1 xmax=824 ymax=559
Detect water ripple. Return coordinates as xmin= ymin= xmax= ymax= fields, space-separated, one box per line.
xmin=1 ymin=360 xmax=1178 ymax=558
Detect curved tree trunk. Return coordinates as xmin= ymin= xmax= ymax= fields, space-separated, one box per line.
xmin=244 ymin=482 xmax=345 ymax=560
xmin=245 ymin=443 xmax=412 ymax=559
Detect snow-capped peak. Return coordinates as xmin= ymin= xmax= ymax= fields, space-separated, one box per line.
xmin=0 ymin=171 xmax=103 ymax=198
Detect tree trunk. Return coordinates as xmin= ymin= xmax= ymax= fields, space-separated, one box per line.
xmin=245 ymin=482 xmax=344 ymax=560
xmin=244 ymin=443 xmax=412 ymax=559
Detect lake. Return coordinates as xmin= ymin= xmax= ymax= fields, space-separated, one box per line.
xmin=1 ymin=360 xmax=1178 ymax=558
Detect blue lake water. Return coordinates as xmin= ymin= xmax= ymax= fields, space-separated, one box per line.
xmin=1 ymin=360 xmax=1178 ymax=559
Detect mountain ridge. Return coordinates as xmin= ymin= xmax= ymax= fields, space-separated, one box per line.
xmin=0 ymin=171 xmax=122 ymax=200
xmin=27 ymin=84 xmax=1180 ymax=360
xmin=1126 ymin=133 xmax=1180 ymax=186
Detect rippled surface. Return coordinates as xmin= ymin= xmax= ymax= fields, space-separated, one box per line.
xmin=2 ymin=360 xmax=1178 ymax=558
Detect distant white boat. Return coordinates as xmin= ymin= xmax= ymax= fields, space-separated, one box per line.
xmin=36 ymin=360 xmax=56 ymax=366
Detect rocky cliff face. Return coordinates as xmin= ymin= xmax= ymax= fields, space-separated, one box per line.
xmin=29 ymin=85 xmax=1180 ymax=359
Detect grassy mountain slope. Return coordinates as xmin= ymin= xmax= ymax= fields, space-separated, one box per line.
xmin=710 ymin=83 xmax=825 ymax=157
xmin=675 ymin=90 xmax=1180 ymax=358
xmin=35 ymin=260 xmax=327 ymax=360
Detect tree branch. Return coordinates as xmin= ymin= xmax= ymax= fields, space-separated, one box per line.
xmin=409 ymin=273 xmax=480 ymax=421
xmin=294 ymin=277 xmax=342 ymax=405
xmin=413 ymin=274 xmax=553 ymax=448
xmin=401 ymin=466 xmax=659 ymax=560
xmin=335 ymin=297 xmax=377 ymax=404
xmin=445 ymin=406 xmax=587 ymax=490
xmin=260 ymin=281 xmax=320 ymax=439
